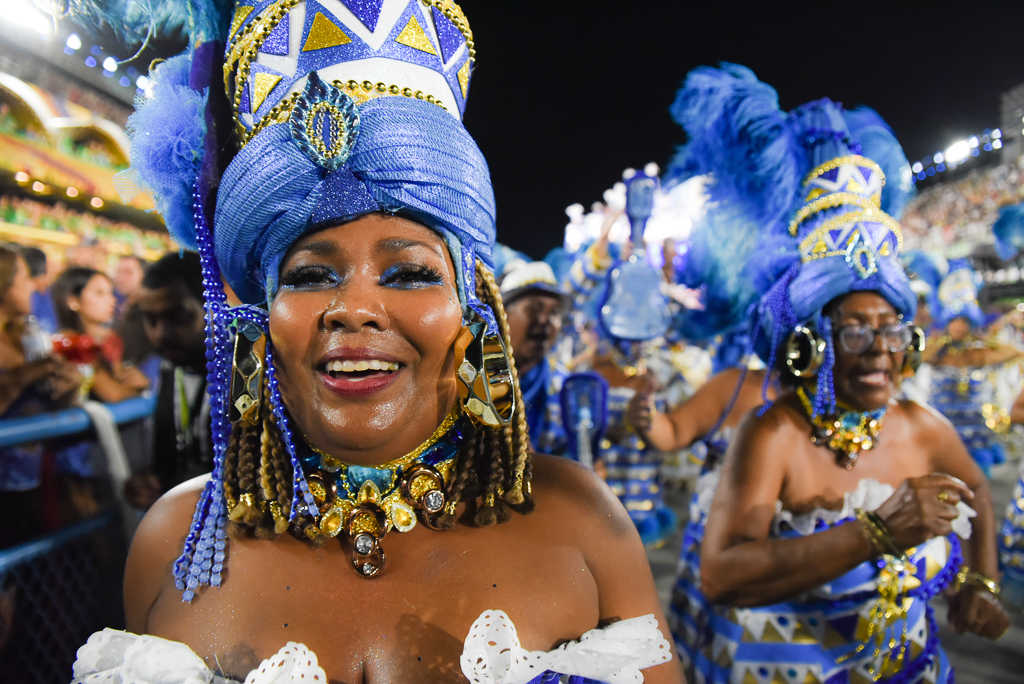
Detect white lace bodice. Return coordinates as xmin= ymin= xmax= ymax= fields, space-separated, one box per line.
xmin=72 ymin=610 xmax=671 ymax=684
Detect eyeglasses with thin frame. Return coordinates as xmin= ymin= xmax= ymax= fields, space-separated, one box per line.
xmin=834 ymin=322 xmax=913 ymax=355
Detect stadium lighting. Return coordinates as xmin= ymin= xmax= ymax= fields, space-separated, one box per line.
xmin=993 ymin=139 xmax=1003 ymax=149
xmin=102 ymin=56 xmax=117 ymax=72
xmin=912 ymin=162 xmax=923 ymax=174
xmin=968 ymin=136 xmax=979 ymax=148
xmin=945 ymin=141 xmax=971 ymax=165
xmin=933 ymin=152 xmax=944 ymax=164
xmin=5 ymin=0 xmax=51 ymax=35
xmin=66 ymin=33 xmax=82 ymax=50
xmin=90 ymin=197 xmax=104 ymax=208
xmin=66 ymin=187 xmax=78 ymax=197
xmin=993 ymin=129 xmax=1002 ymax=139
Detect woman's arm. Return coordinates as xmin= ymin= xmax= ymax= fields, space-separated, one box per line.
xmin=90 ymin=365 xmax=144 ymax=403
xmin=628 ymin=368 xmax=747 ymax=452
xmin=699 ymin=407 xmax=879 ymax=606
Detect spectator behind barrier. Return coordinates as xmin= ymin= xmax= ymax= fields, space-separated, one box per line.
xmin=123 ymin=252 xmax=210 ymax=510
xmin=19 ymin=246 xmax=58 ymax=335
xmin=51 ymin=267 xmax=149 ymax=403
xmin=0 ymin=245 xmax=82 ymax=547
xmin=112 ymin=254 xmax=145 ymax=316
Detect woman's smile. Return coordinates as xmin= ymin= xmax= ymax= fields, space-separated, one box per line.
xmin=317 ymin=346 xmax=405 ymax=396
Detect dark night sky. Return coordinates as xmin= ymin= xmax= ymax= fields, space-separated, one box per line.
xmin=458 ymin=1 xmax=1024 ymax=260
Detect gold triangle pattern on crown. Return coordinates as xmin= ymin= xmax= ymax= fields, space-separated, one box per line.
xmin=223 ymin=0 xmax=476 ymax=144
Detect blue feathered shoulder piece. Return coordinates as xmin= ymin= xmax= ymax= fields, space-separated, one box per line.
xmin=114 ymin=54 xmax=208 ymax=249
xmin=994 ymin=203 xmax=1024 ymax=261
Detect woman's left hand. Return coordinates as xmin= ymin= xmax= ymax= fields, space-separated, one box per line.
xmin=947 ymin=584 xmax=1010 ymax=639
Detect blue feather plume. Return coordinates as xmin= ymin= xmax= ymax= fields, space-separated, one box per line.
xmin=993 ymin=203 xmax=1024 ymax=261
xmin=843 ymin=107 xmax=916 ymax=219
xmin=61 ymin=0 xmax=230 ymax=47
xmin=115 ymin=53 xmax=208 ymax=249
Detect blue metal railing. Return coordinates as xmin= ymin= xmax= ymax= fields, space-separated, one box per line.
xmin=0 ymin=395 xmax=155 ymax=447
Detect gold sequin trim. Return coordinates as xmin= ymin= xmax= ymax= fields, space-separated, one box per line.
xmin=788 ymin=191 xmax=882 ymax=236
xmin=802 ymin=155 xmax=886 ymax=188
xmin=798 ymin=209 xmax=904 ymax=258
xmin=420 ymin=0 xmax=475 ymax=62
xmin=243 ymin=78 xmax=448 ymax=146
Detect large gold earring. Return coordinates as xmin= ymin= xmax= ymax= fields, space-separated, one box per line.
xmin=229 ymin=319 xmax=266 ymax=425
xmin=455 ymin=321 xmax=515 ymax=427
xmin=784 ymin=325 xmax=826 ymax=377
xmin=902 ymin=325 xmax=927 ymax=376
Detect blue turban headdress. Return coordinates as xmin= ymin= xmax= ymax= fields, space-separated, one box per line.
xmin=666 ymin=64 xmax=916 ymax=415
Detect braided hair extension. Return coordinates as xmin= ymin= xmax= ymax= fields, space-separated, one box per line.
xmin=474 ymin=262 xmax=533 ymax=511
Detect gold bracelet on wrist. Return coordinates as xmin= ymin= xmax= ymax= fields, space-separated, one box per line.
xmin=955 ymin=566 xmax=1001 ymax=596
xmin=853 ymin=509 xmax=884 ymax=556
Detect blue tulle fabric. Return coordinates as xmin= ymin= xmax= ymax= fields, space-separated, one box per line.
xmin=115 ymin=54 xmax=208 ymax=249
xmin=213 ymin=96 xmax=497 ymax=315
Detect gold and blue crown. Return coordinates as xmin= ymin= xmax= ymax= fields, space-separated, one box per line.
xmin=224 ymin=0 xmax=474 ymax=143
xmin=789 ymin=155 xmax=903 ymax=279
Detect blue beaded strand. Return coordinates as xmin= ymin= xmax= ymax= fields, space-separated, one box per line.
xmin=264 ymin=343 xmax=318 ymax=520
xmin=173 ymin=183 xmax=234 ymax=601
xmin=813 ymin=315 xmax=836 ymax=419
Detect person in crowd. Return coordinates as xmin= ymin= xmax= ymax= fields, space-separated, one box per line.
xmin=666 ymin=64 xmax=1006 ymax=684
xmin=112 ymin=254 xmax=146 ymax=313
xmin=18 ymin=246 xmax=58 ymax=334
xmin=498 ymin=259 xmax=571 ymax=455
xmin=919 ymin=260 xmax=1022 ymax=475
xmin=51 ymin=267 xmax=149 ymax=403
xmin=122 ymin=251 xmax=211 ymax=510
xmin=73 ymin=3 xmax=679 ymax=683
xmin=0 ymin=245 xmax=81 ymax=547
xmin=561 ymin=169 xmax=681 ymax=546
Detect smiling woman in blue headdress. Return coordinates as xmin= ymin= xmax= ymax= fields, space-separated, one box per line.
xmin=67 ymin=2 xmax=680 ymax=682
xmin=664 ymin=65 xmax=1008 ymax=684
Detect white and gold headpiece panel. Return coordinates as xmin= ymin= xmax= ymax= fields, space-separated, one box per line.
xmin=225 ymin=0 xmax=474 ymax=142
xmin=792 ymin=155 xmax=903 ymax=280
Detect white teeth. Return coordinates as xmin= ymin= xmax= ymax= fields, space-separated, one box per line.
xmin=325 ymin=359 xmax=399 ymax=373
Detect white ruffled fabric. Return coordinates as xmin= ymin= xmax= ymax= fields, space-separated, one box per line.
xmin=695 ymin=472 xmax=976 ymax=539
xmin=460 ymin=610 xmax=672 ymax=684
xmin=71 ymin=629 xmax=326 ymax=684
xmin=72 ymin=612 xmax=671 ymax=684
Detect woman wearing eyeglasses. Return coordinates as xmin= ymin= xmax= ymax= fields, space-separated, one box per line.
xmin=667 ymin=65 xmax=1008 ymax=684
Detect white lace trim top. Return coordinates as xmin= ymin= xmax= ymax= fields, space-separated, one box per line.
xmin=71 ymin=610 xmax=672 ymax=684
xmin=694 ymin=471 xmax=976 ymax=539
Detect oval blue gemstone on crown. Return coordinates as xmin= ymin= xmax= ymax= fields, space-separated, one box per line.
xmin=289 ymin=72 xmax=360 ymax=170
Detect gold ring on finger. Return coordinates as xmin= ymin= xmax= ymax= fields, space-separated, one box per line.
xmin=938 ymin=491 xmax=951 ymax=503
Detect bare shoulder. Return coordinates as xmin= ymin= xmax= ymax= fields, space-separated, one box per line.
xmin=732 ymin=394 xmax=805 ymax=455
xmin=894 ymin=398 xmax=954 ymax=438
xmin=124 ymin=475 xmax=208 ymax=632
xmin=528 ymin=454 xmax=637 ymax=539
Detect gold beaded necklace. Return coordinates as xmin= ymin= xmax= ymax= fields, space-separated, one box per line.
xmin=300 ymin=408 xmax=462 ymax=577
xmin=797 ymin=387 xmax=885 ymax=469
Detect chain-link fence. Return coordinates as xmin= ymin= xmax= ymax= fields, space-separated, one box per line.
xmin=0 ymin=511 xmax=127 ymax=684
